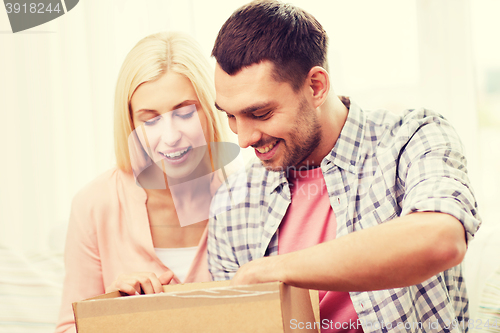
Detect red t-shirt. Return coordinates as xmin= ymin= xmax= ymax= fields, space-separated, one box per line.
xmin=278 ymin=167 xmax=364 ymax=333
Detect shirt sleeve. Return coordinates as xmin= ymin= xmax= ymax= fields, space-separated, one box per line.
xmin=54 ymin=191 xmax=105 ymax=333
xmin=397 ymin=109 xmax=481 ymax=243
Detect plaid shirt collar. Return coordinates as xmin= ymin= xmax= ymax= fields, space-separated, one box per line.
xmin=325 ymin=100 xmax=366 ymax=174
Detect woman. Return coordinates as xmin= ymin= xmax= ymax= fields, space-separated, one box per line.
xmin=55 ymin=31 xmax=227 ymax=333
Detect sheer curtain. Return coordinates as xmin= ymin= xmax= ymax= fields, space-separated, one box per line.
xmin=416 ymin=0 xmax=481 ymax=190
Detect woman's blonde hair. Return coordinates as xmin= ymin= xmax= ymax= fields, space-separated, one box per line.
xmin=114 ymin=31 xmax=226 ymax=173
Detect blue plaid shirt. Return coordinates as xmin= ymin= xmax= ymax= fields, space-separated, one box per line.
xmin=208 ymin=101 xmax=481 ymax=333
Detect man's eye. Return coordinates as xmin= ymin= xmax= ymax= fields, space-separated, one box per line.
xmin=144 ymin=116 xmax=161 ymax=126
xmin=254 ymin=111 xmax=271 ymax=119
xmin=226 ymin=113 xmax=235 ymax=119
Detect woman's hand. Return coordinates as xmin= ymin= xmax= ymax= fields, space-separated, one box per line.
xmin=105 ymin=271 xmax=174 ymax=295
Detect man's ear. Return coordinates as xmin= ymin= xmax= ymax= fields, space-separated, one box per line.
xmin=306 ymin=66 xmax=330 ymax=108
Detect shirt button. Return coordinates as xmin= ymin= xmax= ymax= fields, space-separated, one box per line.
xmin=349 ymin=165 xmax=356 ymax=173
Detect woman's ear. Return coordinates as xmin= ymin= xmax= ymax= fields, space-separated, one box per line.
xmin=306 ymin=66 xmax=330 ymax=108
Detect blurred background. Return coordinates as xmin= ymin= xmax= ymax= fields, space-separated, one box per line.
xmin=1 ymin=0 xmax=499 ymax=331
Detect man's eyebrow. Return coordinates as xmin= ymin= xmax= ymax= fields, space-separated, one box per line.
xmin=215 ymin=102 xmax=274 ymax=114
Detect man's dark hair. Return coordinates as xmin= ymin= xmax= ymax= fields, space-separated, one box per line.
xmin=212 ymin=0 xmax=328 ymax=91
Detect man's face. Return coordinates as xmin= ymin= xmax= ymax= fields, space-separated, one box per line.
xmin=214 ymin=60 xmax=321 ymax=171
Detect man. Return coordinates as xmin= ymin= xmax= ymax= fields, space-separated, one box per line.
xmin=208 ymin=1 xmax=481 ymax=332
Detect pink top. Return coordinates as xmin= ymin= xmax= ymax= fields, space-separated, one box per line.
xmin=278 ymin=167 xmax=363 ymax=333
xmin=54 ymin=168 xmax=211 ymax=333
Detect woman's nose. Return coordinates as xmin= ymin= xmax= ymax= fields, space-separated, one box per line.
xmin=160 ymin=114 xmax=182 ymax=146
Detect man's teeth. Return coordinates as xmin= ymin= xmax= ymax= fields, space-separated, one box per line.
xmin=161 ymin=148 xmax=189 ymax=158
xmin=256 ymin=141 xmax=277 ymax=154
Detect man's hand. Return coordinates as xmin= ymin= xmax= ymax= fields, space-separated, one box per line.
xmin=230 ymin=255 xmax=288 ymax=286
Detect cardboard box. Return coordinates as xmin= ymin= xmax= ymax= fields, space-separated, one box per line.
xmin=73 ymin=280 xmax=320 ymax=332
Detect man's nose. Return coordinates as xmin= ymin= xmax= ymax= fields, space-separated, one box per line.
xmin=236 ymin=118 xmax=261 ymax=149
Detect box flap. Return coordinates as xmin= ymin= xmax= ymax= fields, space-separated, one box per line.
xmin=74 ymin=281 xmax=318 ymax=333
xmin=280 ymin=284 xmax=319 ymax=333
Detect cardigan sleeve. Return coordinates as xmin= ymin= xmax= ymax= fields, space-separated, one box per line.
xmin=54 ymin=188 xmax=106 ymax=333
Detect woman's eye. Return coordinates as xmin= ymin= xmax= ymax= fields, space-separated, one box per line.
xmin=144 ymin=116 xmax=161 ymax=126
xmin=177 ymin=111 xmax=195 ymax=119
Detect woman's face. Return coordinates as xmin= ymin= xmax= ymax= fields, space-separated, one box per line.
xmin=130 ymin=71 xmax=210 ymax=180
